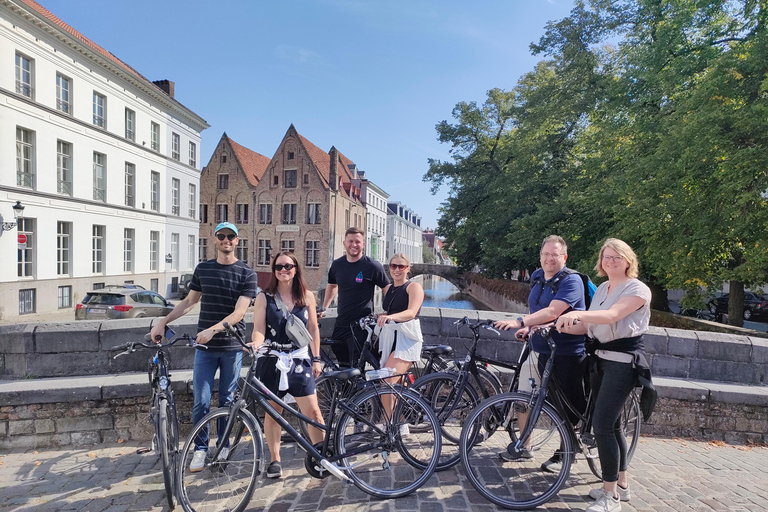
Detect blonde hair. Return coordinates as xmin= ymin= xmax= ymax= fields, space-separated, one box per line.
xmin=541 ymin=235 xmax=568 ymax=255
xmin=594 ymin=238 xmax=639 ymax=279
xmin=389 ymin=253 xmax=410 ymax=266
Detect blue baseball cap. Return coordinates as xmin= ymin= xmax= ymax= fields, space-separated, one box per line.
xmin=214 ymin=222 xmax=238 ymax=236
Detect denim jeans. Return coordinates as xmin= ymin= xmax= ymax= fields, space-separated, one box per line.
xmin=192 ymin=349 xmax=243 ymax=451
xmin=590 ymin=358 xmax=637 ymax=482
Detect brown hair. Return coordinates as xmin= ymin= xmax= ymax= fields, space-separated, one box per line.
xmin=345 ymin=226 xmax=365 ymax=238
xmin=541 ymin=235 xmax=568 ymax=255
xmin=594 ymin=238 xmax=639 ymax=279
xmin=264 ymin=251 xmax=308 ymax=308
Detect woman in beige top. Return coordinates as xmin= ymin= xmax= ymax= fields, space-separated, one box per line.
xmin=557 ymin=239 xmax=651 ymax=512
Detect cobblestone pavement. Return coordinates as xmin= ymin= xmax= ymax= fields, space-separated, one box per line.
xmin=0 ymin=436 xmax=765 ymax=512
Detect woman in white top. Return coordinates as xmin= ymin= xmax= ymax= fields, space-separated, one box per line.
xmin=557 ymin=239 xmax=651 ymax=512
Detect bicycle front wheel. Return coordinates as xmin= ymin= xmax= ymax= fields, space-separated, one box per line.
xmin=460 ymin=392 xmax=573 ymax=510
xmin=335 ymin=385 xmax=441 ymax=499
xmin=157 ymin=398 xmax=177 ymax=510
xmin=178 ymin=408 xmax=263 ymax=512
xmin=586 ymin=389 xmax=642 ymax=479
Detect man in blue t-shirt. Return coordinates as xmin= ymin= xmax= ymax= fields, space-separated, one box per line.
xmin=495 ymin=235 xmax=587 ymax=472
xmin=151 ymin=222 xmax=259 ymax=472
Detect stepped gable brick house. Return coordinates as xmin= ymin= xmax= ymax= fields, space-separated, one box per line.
xmin=199 ymin=125 xmax=366 ymax=290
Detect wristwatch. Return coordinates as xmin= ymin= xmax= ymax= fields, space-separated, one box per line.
xmin=312 ymin=356 xmax=322 ymax=363
xmin=517 ymin=317 xmax=525 ymax=328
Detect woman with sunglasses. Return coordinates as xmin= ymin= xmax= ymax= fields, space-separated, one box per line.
xmin=251 ymin=251 xmax=324 ymax=479
xmin=556 ymin=239 xmax=651 ymax=512
xmin=376 ymin=253 xmax=425 ymax=422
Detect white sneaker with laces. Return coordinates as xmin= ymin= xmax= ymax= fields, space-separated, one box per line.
xmin=189 ymin=450 xmax=206 ymax=473
xmin=589 ymin=484 xmax=630 ymax=501
xmin=586 ymin=490 xmax=622 ymax=512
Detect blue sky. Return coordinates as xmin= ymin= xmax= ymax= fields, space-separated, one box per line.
xmin=38 ymin=0 xmax=575 ymax=229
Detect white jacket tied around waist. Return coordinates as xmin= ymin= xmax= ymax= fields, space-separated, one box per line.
xmin=377 ymin=318 xmax=423 ymax=367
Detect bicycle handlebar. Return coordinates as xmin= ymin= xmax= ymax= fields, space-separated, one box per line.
xmin=110 ymin=333 xmax=205 ymax=359
xmin=452 ymin=317 xmax=500 ymax=335
xmin=221 ymin=322 xmax=294 ymax=355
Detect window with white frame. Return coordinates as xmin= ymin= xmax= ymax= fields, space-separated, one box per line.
xmin=199 ymin=238 xmax=207 ymax=262
xmin=306 ymin=241 xmax=320 ymax=267
xmin=58 ymin=286 xmax=72 ymax=309
xmin=189 ymin=141 xmax=197 ymax=167
xmin=16 ymin=127 xmax=34 ymax=188
xmin=259 ymin=204 xmax=272 ymax=224
xmin=17 ymin=218 xmax=34 ymax=278
xmin=151 ymin=122 xmax=160 ymax=151
xmin=125 ymin=108 xmax=135 ymax=141
xmin=282 ymin=203 xmax=297 ymax=224
xmin=92 ymin=92 xmax=106 ymax=128
xmin=93 ymin=152 xmax=106 ymax=201
xmin=57 ymin=140 xmax=72 ymax=196
xmin=236 ymin=204 xmax=248 ymax=224
xmin=150 ymin=231 xmax=159 ymax=271
xmin=57 ymin=221 xmax=71 ymax=276
xmin=258 ymin=239 xmax=272 ymax=265
xmin=281 ymin=240 xmax=295 ymax=253
xmin=216 ymin=204 xmax=228 ymax=223
xmin=307 ymin=203 xmax=321 ymax=224
xmin=171 ymin=233 xmax=179 ymax=271
xmin=124 ymin=228 xmax=134 ymax=272
xmin=151 ymin=171 xmax=160 ymax=211
xmin=236 ymin=239 xmax=248 ymax=264
xmin=56 ymin=73 xmax=71 ymax=113
xmin=15 ymin=53 xmax=33 ymax=98
xmin=125 ymin=163 xmax=135 ymax=207
xmin=92 ymin=225 xmax=105 ymax=274
xmin=172 ymin=178 xmax=180 ymax=215
xmin=188 ymin=184 xmax=196 ymax=219
xmin=188 ymin=235 xmax=195 ymax=269
xmin=19 ymin=289 xmax=35 ymax=315
xmin=172 ymin=132 xmax=180 ymax=160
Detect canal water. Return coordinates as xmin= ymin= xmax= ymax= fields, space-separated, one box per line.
xmin=413 ymin=274 xmax=492 ymax=311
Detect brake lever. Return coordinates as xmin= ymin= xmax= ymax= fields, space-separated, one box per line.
xmin=482 ymin=324 xmax=501 ymax=335
xmin=113 ymin=348 xmax=133 ymax=359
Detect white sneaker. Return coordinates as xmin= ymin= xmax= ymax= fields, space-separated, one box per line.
xmin=189 ymin=450 xmax=206 ymax=472
xmin=399 ymin=424 xmax=410 ymax=436
xmin=589 ymin=484 xmax=630 ymax=501
xmin=586 ymin=490 xmax=622 ymax=512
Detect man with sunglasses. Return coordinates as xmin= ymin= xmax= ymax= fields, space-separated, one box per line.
xmin=494 ymin=235 xmax=587 ymax=472
xmin=321 ymin=227 xmax=389 ymax=366
xmin=151 ymin=222 xmax=259 ymax=472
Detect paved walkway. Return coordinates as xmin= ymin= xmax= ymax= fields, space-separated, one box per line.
xmin=0 ymin=435 xmax=765 ymax=512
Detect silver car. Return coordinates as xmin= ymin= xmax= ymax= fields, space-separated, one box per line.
xmin=75 ymin=288 xmax=174 ymax=320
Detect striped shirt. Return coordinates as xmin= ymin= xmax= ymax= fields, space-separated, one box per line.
xmin=189 ymin=259 xmax=259 ymax=351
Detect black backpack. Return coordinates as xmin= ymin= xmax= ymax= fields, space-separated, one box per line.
xmin=531 ymin=268 xmax=597 ymax=309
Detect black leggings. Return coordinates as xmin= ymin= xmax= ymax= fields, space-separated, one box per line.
xmin=590 ymin=358 xmax=637 ymax=483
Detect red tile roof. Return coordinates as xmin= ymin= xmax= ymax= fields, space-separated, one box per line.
xmin=297 ymin=134 xmax=332 ymax=188
xmin=228 ymin=136 xmax=270 ymax=187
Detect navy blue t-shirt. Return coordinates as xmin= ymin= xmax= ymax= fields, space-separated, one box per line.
xmin=189 ymin=259 xmax=259 ymax=351
xmin=528 ymin=267 xmax=586 ymax=356
xmin=328 ymin=255 xmax=388 ymax=338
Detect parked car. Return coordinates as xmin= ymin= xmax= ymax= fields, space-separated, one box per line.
xmin=103 ymin=284 xmax=146 ymax=290
xmin=75 ymin=288 xmax=174 ymax=320
xmin=708 ymin=292 xmax=768 ymax=321
xmin=177 ymin=273 xmax=194 ymax=299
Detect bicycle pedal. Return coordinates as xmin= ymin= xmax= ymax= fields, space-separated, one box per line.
xmin=177 ymin=415 xmax=192 ymax=424
xmin=136 ymin=447 xmax=151 ymax=454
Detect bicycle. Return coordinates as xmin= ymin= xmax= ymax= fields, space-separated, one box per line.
xmin=458 ymin=325 xmax=642 ymax=510
xmin=110 ymin=329 xmax=205 ymax=511
xmin=176 ymin=322 xmax=442 ymax=512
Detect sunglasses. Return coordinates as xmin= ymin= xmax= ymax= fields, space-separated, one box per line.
xmin=274 ymin=263 xmax=296 ymax=271
xmin=216 ymin=233 xmax=237 ymax=241
xmin=389 ymin=264 xmax=408 ymax=270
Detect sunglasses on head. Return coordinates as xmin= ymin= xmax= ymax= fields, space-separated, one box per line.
xmin=274 ymin=263 xmax=296 ymax=271
xmin=216 ymin=233 xmax=237 ymax=241
xmin=389 ymin=264 xmax=408 ymax=270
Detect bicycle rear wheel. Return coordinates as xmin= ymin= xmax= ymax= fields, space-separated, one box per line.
xmin=586 ymin=389 xmax=642 ymax=479
xmin=178 ymin=408 xmax=263 ymax=512
xmin=299 ymin=374 xmax=357 ymax=440
xmin=460 ymin=392 xmax=573 ymax=510
xmin=335 ymin=385 xmax=441 ymax=498
xmin=157 ymin=398 xmax=177 ymax=510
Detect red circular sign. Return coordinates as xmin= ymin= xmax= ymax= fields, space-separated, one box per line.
xmin=18 ymin=233 xmax=27 ymax=244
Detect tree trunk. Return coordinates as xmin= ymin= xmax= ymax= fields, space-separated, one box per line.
xmin=727 ymin=280 xmax=745 ymax=327
xmin=646 ymin=275 xmax=670 ymax=312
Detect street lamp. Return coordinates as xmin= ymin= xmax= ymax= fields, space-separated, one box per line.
xmin=1 ymin=201 xmax=25 ymax=232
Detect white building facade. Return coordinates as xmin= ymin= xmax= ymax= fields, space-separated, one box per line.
xmin=386 ymin=201 xmax=423 ymax=264
xmin=0 ymin=0 xmax=209 ymax=321
xmin=352 ymin=170 xmax=389 ymax=264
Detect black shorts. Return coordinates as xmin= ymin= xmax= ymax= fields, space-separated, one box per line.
xmin=254 ymin=355 xmax=316 ymax=399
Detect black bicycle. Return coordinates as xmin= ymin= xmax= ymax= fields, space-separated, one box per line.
xmin=458 ymin=325 xmax=642 ymax=510
xmin=176 ymin=322 xmax=442 ymax=512
xmin=110 ymin=330 xmax=205 ymax=510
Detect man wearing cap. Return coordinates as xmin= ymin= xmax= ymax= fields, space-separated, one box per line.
xmin=151 ymin=222 xmax=259 ymax=472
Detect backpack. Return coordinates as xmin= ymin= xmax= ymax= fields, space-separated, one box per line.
xmin=531 ymin=268 xmax=597 ymax=309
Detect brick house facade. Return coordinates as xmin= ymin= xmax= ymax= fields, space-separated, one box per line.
xmin=200 ymin=126 xmax=366 ymax=291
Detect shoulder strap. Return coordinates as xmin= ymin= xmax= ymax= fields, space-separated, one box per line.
xmin=272 ymin=293 xmax=292 ymax=317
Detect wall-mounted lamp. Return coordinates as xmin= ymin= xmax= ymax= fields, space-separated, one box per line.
xmin=1 ymin=201 xmax=25 ymax=232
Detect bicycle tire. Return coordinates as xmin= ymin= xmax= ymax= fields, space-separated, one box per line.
xmin=334 ymin=385 xmax=441 ymax=499
xmin=460 ymin=392 xmax=573 ymax=510
xmin=299 ymin=374 xmax=358 ymax=440
xmin=411 ymin=371 xmax=481 ymax=470
xmin=157 ymin=398 xmax=177 ymax=510
xmin=177 ymin=408 xmax=263 ymax=512
xmin=586 ymin=390 xmax=642 ymax=479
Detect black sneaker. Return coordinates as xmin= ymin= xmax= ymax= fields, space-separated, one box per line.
xmin=266 ymin=460 xmax=282 ymax=479
xmin=499 ymin=443 xmax=533 ymax=461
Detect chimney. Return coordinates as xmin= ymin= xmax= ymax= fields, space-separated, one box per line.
xmin=329 ymin=146 xmax=338 ymax=191
xmin=153 ymin=80 xmax=175 ymax=98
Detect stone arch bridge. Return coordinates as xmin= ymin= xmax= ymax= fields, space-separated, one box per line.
xmin=385 ymin=263 xmax=469 ymax=292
